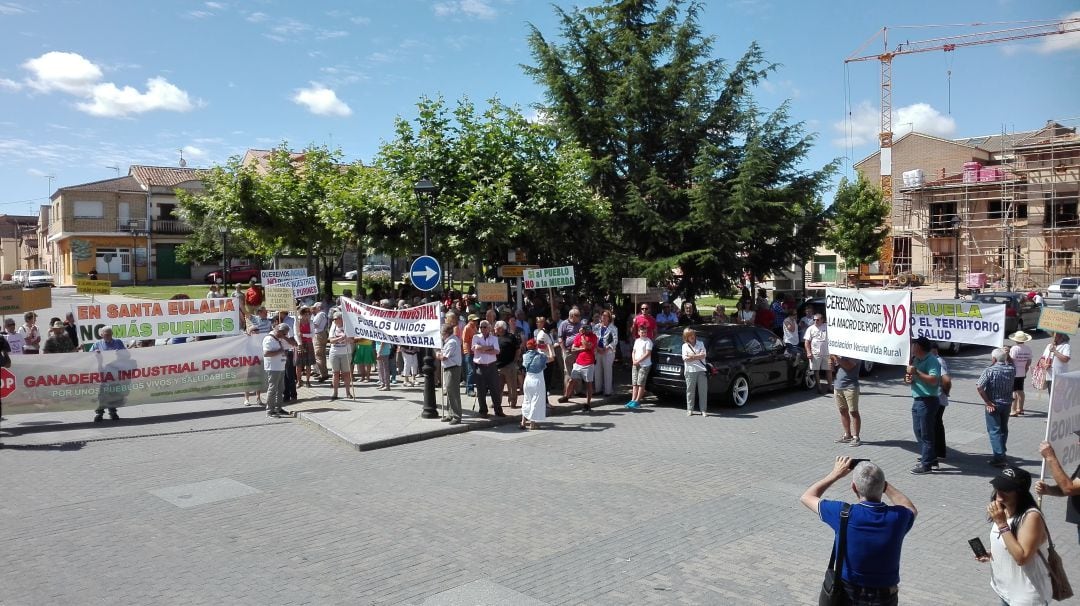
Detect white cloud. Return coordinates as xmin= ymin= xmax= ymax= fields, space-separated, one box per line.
xmin=204 ymin=1 xmax=226 ymax=9
xmin=1038 ymin=12 xmax=1080 ymax=53
xmin=26 ymin=167 xmax=49 ymax=177
xmin=833 ymin=101 xmax=956 ymax=147
xmin=434 ymin=0 xmax=496 ymax=20
xmin=246 ymin=11 xmax=267 ymax=23
xmin=317 ymin=30 xmax=348 ymax=40
xmin=77 ymin=77 xmax=198 ymax=117
xmin=23 ymin=51 xmax=103 ymax=94
xmin=0 ymin=77 xmax=21 ymax=91
xmin=18 ymin=51 xmax=199 ymax=118
xmin=292 ymin=84 xmax=351 ymax=117
xmin=182 ymin=145 xmax=208 ymax=161
xmin=186 ymin=10 xmax=213 ymax=19
xmin=0 ymin=2 xmax=28 ymax=15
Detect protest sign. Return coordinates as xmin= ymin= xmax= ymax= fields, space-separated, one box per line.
xmin=20 ymin=287 xmax=51 ymax=312
xmin=1038 ymin=308 xmax=1080 ymax=335
xmin=910 ymin=299 xmax=1006 ymax=348
xmin=0 ymin=285 xmax=21 ymax=313
xmin=523 ymin=266 xmax=575 ymax=289
xmin=76 ymin=279 xmax=112 ymax=295
xmin=621 ymin=278 xmax=647 ymax=295
xmin=1 ymin=335 xmax=265 ymax=413
xmin=264 ymin=286 xmax=295 ymax=312
xmin=476 ymin=282 xmax=508 ymax=303
xmin=281 ymin=276 xmax=319 ymax=299
xmin=824 ymin=288 xmax=910 ymax=365
xmin=74 ymin=297 xmax=242 ymax=344
xmin=1043 ymin=371 xmax=1080 ymax=477
xmin=260 ymin=268 xmax=306 ymax=286
xmin=339 ymin=297 xmax=442 ymax=348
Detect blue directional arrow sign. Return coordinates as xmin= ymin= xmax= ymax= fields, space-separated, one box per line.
xmin=409 ymin=255 xmax=442 ymax=292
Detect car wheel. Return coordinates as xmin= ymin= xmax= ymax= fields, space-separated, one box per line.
xmin=859 ymin=360 xmax=874 ymax=377
xmin=726 ymin=375 xmax=750 ymax=407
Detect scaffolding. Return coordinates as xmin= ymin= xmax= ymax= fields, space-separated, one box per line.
xmin=893 ymin=118 xmax=1080 ymax=290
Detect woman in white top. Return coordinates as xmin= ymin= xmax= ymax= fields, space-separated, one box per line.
xmin=737 ymin=300 xmax=755 ymax=326
xmin=327 ymin=312 xmax=353 ymax=400
xmin=975 ymin=466 xmax=1053 ymax=606
xmin=1041 ymin=332 xmax=1071 ymax=395
xmin=681 ymin=328 xmax=709 ymax=417
xmin=781 ymin=309 xmax=799 ymax=355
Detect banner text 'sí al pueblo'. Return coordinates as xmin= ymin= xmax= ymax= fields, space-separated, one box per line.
xmin=825 ymin=288 xmax=911 ymax=365
xmin=2 ymin=335 xmax=265 ymax=413
xmin=340 ymin=297 xmax=443 ymax=348
xmin=523 ymin=266 xmax=575 ymax=289
xmin=910 ymin=299 xmax=1006 ymax=348
xmin=75 ymin=297 xmax=242 ymax=343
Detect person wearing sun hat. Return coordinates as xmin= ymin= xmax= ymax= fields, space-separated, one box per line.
xmin=1036 ymin=430 xmax=1080 ymax=545
xmin=976 ymin=465 xmax=1053 ymax=605
xmin=1006 ymin=330 xmax=1033 ymax=417
xmin=42 ymin=320 xmax=76 ymax=353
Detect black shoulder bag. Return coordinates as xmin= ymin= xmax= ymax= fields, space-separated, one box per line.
xmin=819 ymin=503 xmax=851 ymax=606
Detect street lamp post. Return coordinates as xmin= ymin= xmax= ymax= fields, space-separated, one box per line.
xmin=951 ymin=215 xmax=961 ymax=299
xmin=413 ymin=176 xmax=439 ymax=419
xmin=128 ymin=219 xmax=140 ymax=287
xmin=217 ymin=225 xmax=229 ymax=285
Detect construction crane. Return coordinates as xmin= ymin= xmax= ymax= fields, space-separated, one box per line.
xmin=844 ymin=17 xmax=1080 ymax=277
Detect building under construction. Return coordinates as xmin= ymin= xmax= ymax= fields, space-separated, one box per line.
xmin=853 ymin=118 xmax=1079 ymax=290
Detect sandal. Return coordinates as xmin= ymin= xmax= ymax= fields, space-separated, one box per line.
xmin=835 ymin=435 xmax=853 ymax=443
xmin=1009 ymin=412 xmax=1019 ymax=417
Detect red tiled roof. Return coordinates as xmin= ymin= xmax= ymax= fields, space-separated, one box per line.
xmin=129 ymin=165 xmax=207 ymax=187
xmin=54 ymin=175 xmax=142 ymax=198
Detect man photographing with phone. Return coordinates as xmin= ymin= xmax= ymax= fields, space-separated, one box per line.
xmin=801 ymin=457 xmax=918 ymax=606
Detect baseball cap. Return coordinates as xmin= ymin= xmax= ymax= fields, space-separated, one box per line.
xmin=990 ymin=466 xmax=1032 ymax=493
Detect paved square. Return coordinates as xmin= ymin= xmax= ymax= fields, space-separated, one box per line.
xmin=150 ymin=478 xmax=261 ymax=509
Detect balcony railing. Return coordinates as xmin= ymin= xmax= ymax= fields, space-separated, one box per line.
xmin=47 ymin=217 xmax=191 ymax=235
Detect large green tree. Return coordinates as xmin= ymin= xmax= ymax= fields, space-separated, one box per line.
xmin=525 ymin=0 xmax=834 ymax=297
xmin=360 ymin=95 xmax=609 ymax=285
xmin=823 ymin=175 xmax=890 ymax=269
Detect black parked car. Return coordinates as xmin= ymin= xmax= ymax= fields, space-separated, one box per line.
xmin=970 ymin=292 xmax=1042 ymax=335
xmin=646 ymin=324 xmax=808 ymax=408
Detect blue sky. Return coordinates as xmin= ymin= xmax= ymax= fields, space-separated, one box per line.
xmin=1 ymin=0 xmax=1077 ymax=217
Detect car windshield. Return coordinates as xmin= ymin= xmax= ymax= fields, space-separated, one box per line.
xmin=974 ymin=295 xmax=1013 ymax=306
xmin=653 ymin=333 xmax=683 ymax=355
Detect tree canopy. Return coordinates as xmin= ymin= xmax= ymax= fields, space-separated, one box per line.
xmin=823 ymin=175 xmax=890 ymax=269
xmin=525 ymin=0 xmax=835 ymax=297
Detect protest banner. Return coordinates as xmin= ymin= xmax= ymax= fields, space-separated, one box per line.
xmin=1043 ymin=371 xmax=1080 ymax=478
xmin=281 ymin=276 xmax=319 ymax=299
xmin=621 ymin=278 xmax=647 ymax=295
xmin=264 ymin=286 xmax=295 ymax=312
xmin=1 ymin=335 xmax=265 ymax=413
xmin=260 ymin=268 xmax=307 ymax=286
xmin=476 ymin=282 xmax=508 ymax=303
xmin=825 ymin=288 xmax=910 ymax=365
xmin=339 ymin=297 xmax=442 ymax=348
xmin=523 ymin=266 xmax=575 ymax=289
xmin=74 ymin=297 xmax=242 ymax=344
xmin=1038 ymin=307 xmax=1080 ymax=335
xmin=76 ymin=279 xmax=112 ymax=295
xmin=910 ymin=299 xmax=1006 ymax=347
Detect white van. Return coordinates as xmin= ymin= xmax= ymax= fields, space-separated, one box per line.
xmin=11 ymin=269 xmax=28 ymax=285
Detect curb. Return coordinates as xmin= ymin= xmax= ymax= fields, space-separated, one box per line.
xmin=290 ymin=393 xmax=626 ymax=452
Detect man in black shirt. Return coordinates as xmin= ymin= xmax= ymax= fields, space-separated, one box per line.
xmin=494 ymin=321 xmax=521 ymax=408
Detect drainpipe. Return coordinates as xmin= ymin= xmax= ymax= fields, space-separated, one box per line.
xmin=145 ymin=185 xmax=153 ymax=282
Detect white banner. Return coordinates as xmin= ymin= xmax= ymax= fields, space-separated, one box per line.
xmin=260 ymin=268 xmax=307 ymax=285
xmin=825 ymin=288 xmax=911 ymax=365
xmin=1 ymin=335 xmax=265 ymax=413
xmin=339 ymin=297 xmax=442 ymax=348
xmin=1044 ymin=371 xmax=1080 ymax=474
xmin=281 ymin=276 xmax=319 ymax=299
xmin=910 ymin=299 xmax=1007 ymax=348
xmin=74 ymin=298 xmax=243 ymax=343
xmin=523 ymin=266 xmax=575 ymax=289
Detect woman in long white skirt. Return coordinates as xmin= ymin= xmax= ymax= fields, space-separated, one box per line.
xmin=520 ymin=338 xmax=548 ymax=430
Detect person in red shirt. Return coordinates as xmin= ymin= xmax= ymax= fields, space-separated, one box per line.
xmin=558 ymin=324 xmax=599 ymax=411
xmin=632 ymin=303 xmax=658 ymax=340
xmin=754 ymin=303 xmax=775 ymax=331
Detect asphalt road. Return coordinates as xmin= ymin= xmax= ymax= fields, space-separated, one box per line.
xmin=0 ymin=331 xmax=1076 ymax=605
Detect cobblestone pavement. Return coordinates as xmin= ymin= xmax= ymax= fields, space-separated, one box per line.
xmin=1 ymin=335 xmax=1077 ymax=605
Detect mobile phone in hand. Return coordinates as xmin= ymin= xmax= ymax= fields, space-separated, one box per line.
xmin=848 ymin=458 xmax=870 ymax=469
xmin=968 ymin=537 xmax=988 ymax=559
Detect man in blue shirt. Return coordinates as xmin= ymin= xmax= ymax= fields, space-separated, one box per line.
xmin=976 ymin=347 xmax=1016 ymax=468
xmin=801 ymin=456 xmax=917 ymax=606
